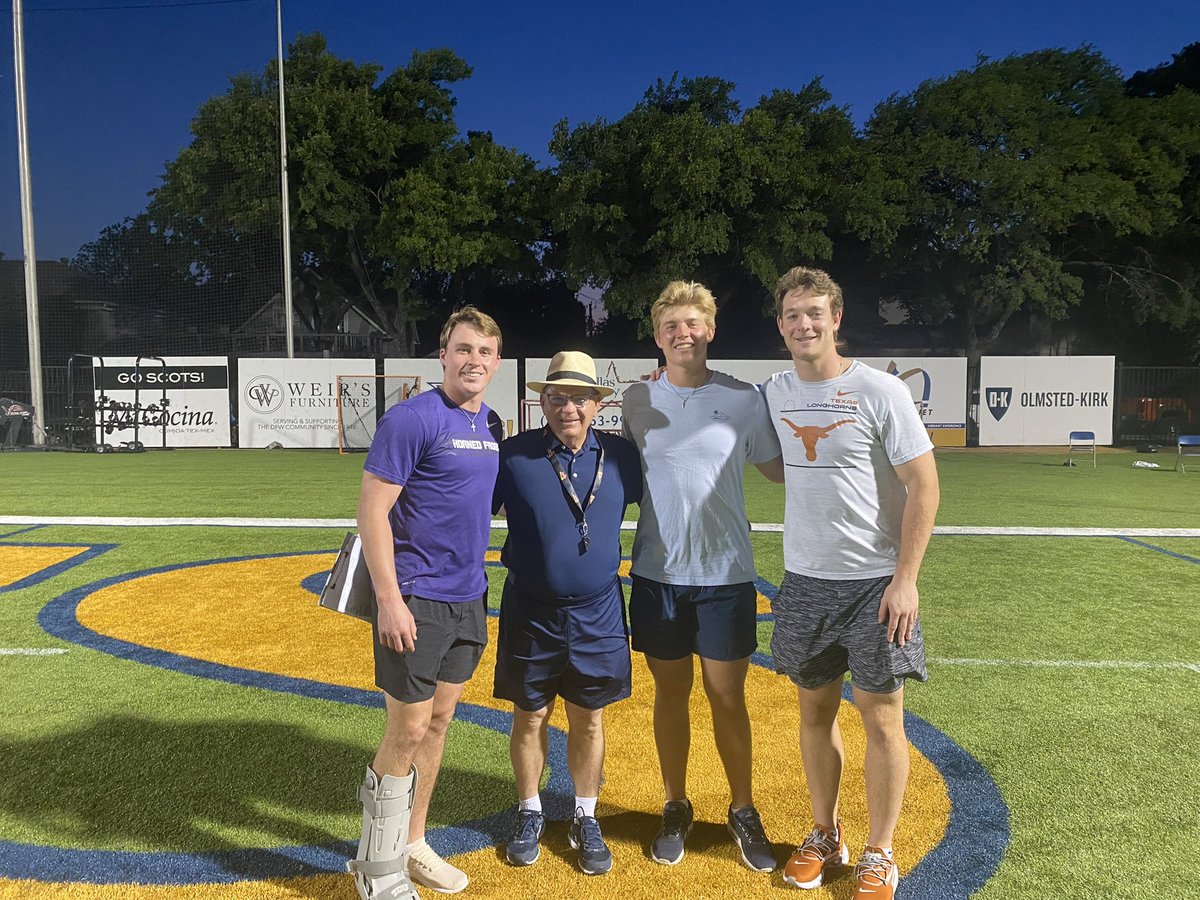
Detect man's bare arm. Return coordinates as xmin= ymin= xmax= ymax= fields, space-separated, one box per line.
xmin=754 ymin=455 xmax=785 ymax=483
xmin=878 ymin=450 xmax=940 ymax=646
xmin=357 ymin=470 xmax=417 ymax=653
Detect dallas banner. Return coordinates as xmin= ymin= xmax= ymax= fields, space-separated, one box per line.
xmin=92 ymin=356 xmax=230 ymax=447
xmin=979 ymin=356 xmax=1115 ymax=445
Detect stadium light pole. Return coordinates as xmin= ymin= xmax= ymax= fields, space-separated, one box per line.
xmin=12 ymin=0 xmax=45 ymax=445
xmin=276 ymin=0 xmax=295 ymax=358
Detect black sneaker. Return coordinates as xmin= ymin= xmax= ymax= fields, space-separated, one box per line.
xmin=650 ymin=798 xmax=694 ymax=865
xmin=568 ymin=812 xmax=612 ymax=875
xmin=727 ymin=804 xmax=776 ymax=872
xmin=504 ymin=809 xmax=545 ymax=866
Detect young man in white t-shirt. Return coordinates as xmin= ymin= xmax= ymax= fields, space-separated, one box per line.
xmin=761 ymin=267 xmax=939 ymax=900
xmin=622 ymin=280 xmax=784 ymax=874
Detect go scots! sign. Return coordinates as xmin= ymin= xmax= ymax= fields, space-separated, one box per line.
xmin=91 ymin=356 xmax=231 ymax=447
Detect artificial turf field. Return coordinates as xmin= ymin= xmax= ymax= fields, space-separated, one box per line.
xmin=0 ymin=447 xmax=1197 ymax=899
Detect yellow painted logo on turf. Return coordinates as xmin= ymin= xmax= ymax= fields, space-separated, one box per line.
xmin=54 ymin=553 xmax=952 ymax=899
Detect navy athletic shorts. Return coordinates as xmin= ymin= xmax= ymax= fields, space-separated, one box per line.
xmin=628 ymin=575 xmax=758 ymax=662
xmin=493 ymin=573 xmax=632 ymax=712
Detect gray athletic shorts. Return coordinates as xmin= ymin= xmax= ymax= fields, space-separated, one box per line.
xmin=770 ymin=571 xmax=928 ymax=694
xmin=373 ymin=594 xmax=487 ymax=703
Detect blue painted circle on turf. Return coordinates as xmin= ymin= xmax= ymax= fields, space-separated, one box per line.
xmin=18 ymin=550 xmax=1009 ymax=894
xmin=300 ymin=570 xmax=329 ymax=594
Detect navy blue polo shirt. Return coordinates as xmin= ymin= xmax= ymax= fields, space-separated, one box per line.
xmin=495 ymin=427 xmax=642 ymax=601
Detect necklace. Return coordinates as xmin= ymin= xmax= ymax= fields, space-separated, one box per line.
xmin=663 ymin=371 xmax=713 ymax=408
xmin=459 ymin=407 xmax=480 ymax=432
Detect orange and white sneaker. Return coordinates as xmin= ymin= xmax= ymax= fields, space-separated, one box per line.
xmin=853 ymin=846 xmax=898 ymax=899
xmin=783 ymin=821 xmax=848 ymax=889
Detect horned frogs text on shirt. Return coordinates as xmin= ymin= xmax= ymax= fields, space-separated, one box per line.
xmin=451 ymin=438 xmax=499 ymax=451
xmin=762 ymin=361 xmax=932 ymax=580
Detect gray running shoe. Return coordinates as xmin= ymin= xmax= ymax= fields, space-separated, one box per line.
xmin=568 ymin=812 xmax=612 ymax=875
xmin=650 ymin=798 xmax=694 ymax=865
xmin=504 ymin=809 xmax=544 ymax=866
xmin=727 ymin=804 xmax=776 ymax=872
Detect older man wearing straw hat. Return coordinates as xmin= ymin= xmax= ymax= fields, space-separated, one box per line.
xmin=492 ymin=351 xmax=643 ymax=876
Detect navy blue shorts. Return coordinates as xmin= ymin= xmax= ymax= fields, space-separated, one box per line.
xmin=493 ymin=574 xmax=632 ymax=712
xmin=628 ymin=575 xmax=758 ymax=662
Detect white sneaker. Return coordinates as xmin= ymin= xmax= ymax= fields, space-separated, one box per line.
xmin=407 ymin=839 xmax=468 ymax=894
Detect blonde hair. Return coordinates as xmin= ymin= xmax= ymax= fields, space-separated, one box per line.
xmin=773 ymin=267 xmax=843 ymax=318
xmin=650 ymin=280 xmax=717 ymax=333
xmin=439 ymin=305 xmax=502 ymax=354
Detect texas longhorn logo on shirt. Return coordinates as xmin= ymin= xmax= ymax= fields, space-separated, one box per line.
xmin=780 ymin=417 xmax=855 ymax=461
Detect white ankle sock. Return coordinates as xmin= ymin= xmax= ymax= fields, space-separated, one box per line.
xmin=518 ymin=795 xmax=542 ymax=813
xmin=575 ymin=796 xmax=597 ymax=819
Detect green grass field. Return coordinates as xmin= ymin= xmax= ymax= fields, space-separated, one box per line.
xmin=1 ymin=446 xmax=1197 ymax=899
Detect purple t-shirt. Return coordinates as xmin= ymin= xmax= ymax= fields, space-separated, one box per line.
xmin=363 ymin=388 xmax=500 ymax=602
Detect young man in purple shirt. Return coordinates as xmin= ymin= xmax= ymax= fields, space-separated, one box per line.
xmin=348 ymin=306 xmax=503 ymax=900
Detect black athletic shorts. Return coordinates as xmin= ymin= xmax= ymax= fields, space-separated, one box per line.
xmin=373 ymin=593 xmax=487 ymax=703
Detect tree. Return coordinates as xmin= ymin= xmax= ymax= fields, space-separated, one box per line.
xmin=152 ymin=34 xmax=545 ymax=355
xmin=1101 ymin=42 xmax=1200 ymax=362
xmin=867 ymin=48 xmax=1200 ymax=363
xmin=1126 ymin=42 xmax=1200 ymax=97
xmin=551 ymin=74 xmax=886 ymax=346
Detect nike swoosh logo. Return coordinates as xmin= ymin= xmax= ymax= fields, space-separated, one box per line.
xmin=836 ymin=390 xmax=857 ymax=396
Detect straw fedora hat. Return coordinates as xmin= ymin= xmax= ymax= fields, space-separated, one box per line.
xmin=527 ymin=351 xmax=615 ymax=398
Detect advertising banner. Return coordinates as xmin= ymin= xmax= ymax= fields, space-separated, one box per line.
xmin=384 ymin=358 xmax=519 ymax=438
xmin=92 ymin=356 xmax=230 ymax=447
xmin=979 ymin=356 xmax=1115 ymax=445
xmin=238 ymin=358 xmax=374 ymax=448
xmin=716 ymin=357 xmax=969 ymax=447
xmin=522 ymin=358 xmax=658 ymax=433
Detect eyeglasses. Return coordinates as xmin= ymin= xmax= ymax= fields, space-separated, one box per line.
xmin=543 ymin=393 xmax=596 ymax=408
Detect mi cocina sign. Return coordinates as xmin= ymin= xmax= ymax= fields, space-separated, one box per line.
xmin=92 ymin=356 xmax=231 ymax=447
xmin=979 ymin=356 xmax=1115 ymax=445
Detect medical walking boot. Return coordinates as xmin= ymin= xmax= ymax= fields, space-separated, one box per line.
xmin=347 ymin=765 xmax=420 ymax=900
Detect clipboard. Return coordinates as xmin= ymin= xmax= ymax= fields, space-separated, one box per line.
xmin=318 ymin=532 xmax=375 ymax=622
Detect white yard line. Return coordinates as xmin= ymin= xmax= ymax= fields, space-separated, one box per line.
xmin=2 ymin=516 xmax=1198 ymax=537
xmin=930 ymin=656 xmax=1200 ymax=674
xmin=0 ymin=648 xmax=68 ymax=656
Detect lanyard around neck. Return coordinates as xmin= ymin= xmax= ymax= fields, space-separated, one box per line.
xmin=543 ymin=426 xmax=604 ymax=552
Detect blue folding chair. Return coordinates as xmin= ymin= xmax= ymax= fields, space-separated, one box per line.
xmin=1176 ymin=435 xmax=1200 ymax=473
xmin=1067 ymin=431 xmax=1096 ymax=468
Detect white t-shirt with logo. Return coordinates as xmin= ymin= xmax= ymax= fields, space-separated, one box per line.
xmin=762 ymin=360 xmax=933 ymax=579
xmin=622 ymin=371 xmax=781 ymax=585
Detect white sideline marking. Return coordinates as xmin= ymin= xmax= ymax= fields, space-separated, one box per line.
xmin=0 ymin=648 xmax=67 ymax=656
xmin=931 ymin=656 xmax=1200 ymax=674
xmin=2 ymin=516 xmax=1199 ymax=537
xmin=0 ymin=516 xmax=356 ymax=529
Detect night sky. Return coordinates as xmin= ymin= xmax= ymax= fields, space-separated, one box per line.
xmin=1 ymin=0 xmax=1197 ymax=261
